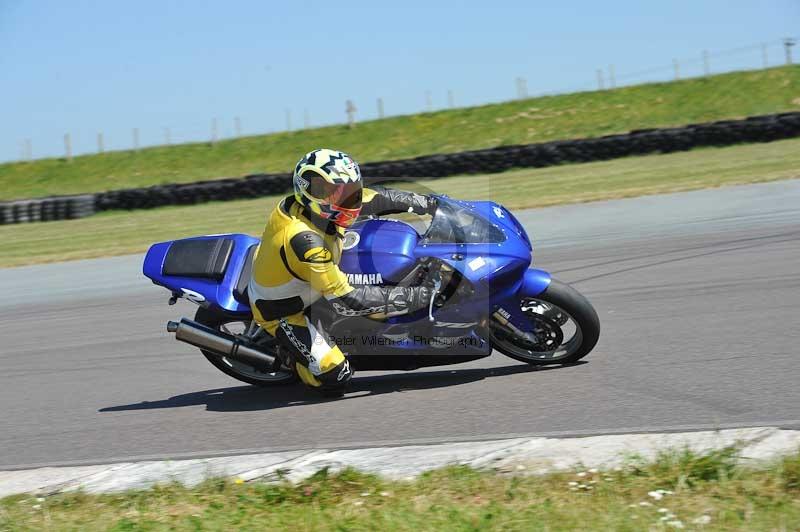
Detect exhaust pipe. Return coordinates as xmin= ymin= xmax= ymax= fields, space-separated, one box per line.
xmin=167 ymin=318 xmax=278 ymax=371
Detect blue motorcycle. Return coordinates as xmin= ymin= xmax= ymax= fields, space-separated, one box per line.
xmin=143 ymin=196 xmax=600 ymax=386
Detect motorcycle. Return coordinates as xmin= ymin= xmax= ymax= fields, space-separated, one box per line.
xmin=143 ymin=195 xmax=600 ymax=386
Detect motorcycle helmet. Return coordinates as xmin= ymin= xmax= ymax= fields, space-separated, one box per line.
xmin=293 ymin=148 xmax=363 ymax=228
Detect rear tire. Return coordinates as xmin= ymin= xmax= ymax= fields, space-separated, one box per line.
xmin=194 ymin=307 xmax=297 ymax=387
xmin=490 ymin=279 xmax=600 ymax=365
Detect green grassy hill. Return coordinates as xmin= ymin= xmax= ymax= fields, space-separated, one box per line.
xmin=2 ymin=66 xmax=799 ymax=201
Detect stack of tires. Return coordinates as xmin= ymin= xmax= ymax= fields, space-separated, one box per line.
xmin=93 ymin=173 xmax=292 ymax=212
xmin=0 ymin=195 xmax=95 ymax=225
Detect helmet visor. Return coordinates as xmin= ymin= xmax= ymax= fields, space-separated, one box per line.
xmin=306 ymin=177 xmax=363 ymax=210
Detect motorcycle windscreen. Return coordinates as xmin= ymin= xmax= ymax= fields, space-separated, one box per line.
xmin=423 ymin=200 xmax=505 ymax=244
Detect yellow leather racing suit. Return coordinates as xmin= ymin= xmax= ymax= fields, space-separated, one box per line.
xmin=248 ymin=187 xmax=435 ymax=392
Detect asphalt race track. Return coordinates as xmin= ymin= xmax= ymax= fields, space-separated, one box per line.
xmin=2 ymin=180 xmax=799 ymax=469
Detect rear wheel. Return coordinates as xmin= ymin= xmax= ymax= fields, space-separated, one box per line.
xmin=490 ymin=279 xmax=600 ymax=365
xmin=194 ymin=307 xmax=297 ymax=387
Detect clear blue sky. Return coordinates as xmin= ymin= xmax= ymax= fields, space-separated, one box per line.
xmin=1 ymin=0 xmax=797 ymax=163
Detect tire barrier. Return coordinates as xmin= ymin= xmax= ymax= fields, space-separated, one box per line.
xmin=0 ymin=194 xmax=95 ymax=225
xmin=356 ymin=111 xmax=800 ymax=179
xmin=93 ymin=111 xmax=800 ymax=212
xmin=93 ymin=174 xmax=291 ymax=212
xmin=4 ymin=111 xmax=800 ymax=223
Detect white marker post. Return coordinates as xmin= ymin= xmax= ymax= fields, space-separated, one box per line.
xmin=346 ymin=100 xmax=357 ymax=128
xmin=64 ymin=133 xmax=72 ymax=161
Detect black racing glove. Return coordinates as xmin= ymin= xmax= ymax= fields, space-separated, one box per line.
xmin=420 ymin=194 xmax=438 ymax=216
xmin=387 ymin=285 xmax=434 ymax=313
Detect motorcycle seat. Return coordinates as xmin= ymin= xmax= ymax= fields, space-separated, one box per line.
xmin=162 ymin=238 xmax=233 ymax=280
xmin=232 ymin=244 xmax=258 ymax=306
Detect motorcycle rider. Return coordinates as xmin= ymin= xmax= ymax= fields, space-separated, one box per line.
xmin=248 ymin=148 xmax=438 ymax=396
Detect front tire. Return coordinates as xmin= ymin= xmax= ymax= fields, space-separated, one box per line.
xmin=194 ymin=307 xmax=297 ymax=387
xmin=490 ymin=279 xmax=600 ymax=365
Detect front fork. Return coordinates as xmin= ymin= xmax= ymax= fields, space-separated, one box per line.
xmin=490 ymin=268 xmax=552 ymax=336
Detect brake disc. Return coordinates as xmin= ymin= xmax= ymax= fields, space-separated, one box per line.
xmin=492 ymin=313 xmax=564 ymax=353
xmin=525 ymin=315 xmax=564 ymax=352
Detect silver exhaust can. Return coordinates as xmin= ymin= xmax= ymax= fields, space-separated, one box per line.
xmin=167 ymin=318 xmax=278 ymax=371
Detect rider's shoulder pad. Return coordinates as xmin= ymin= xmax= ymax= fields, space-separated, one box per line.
xmin=290 ymin=231 xmax=332 ymax=263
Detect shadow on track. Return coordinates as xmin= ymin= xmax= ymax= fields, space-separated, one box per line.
xmin=99 ymin=362 xmax=585 ymax=413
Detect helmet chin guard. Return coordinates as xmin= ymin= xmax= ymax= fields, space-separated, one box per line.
xmin=326 ymin=205 xmax=360 ymax=228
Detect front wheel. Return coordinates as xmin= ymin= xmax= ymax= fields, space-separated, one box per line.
xmin=490 ymin=279 xmax=600 ymax=365
xmin=194 ymin=307 xmax=297 ymax=387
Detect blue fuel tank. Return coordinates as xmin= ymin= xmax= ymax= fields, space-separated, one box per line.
xmin=339 ymin=219 xmax=419 ymax=285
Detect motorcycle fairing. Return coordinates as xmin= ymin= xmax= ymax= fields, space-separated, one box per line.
xmin=334 ymin=198 xmax=539 ymax=342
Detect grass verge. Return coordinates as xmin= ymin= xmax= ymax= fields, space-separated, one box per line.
xmin=1 ymin=66 xmax=799 ymax=200
xmin=1 ymin=137 xmax=799 ymax=268
xmin=2 ymin=448 xmax=799 ymax=530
